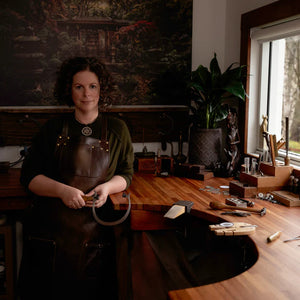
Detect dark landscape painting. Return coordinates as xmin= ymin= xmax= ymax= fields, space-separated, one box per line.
xmin=0 ymin=0 xmax=192 ymax=106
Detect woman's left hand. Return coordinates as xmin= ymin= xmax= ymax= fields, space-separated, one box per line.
xmin=84 ymin=176 xmax=127 ymax=208
xmin=84 ymin=185 xmax=109 ymax=208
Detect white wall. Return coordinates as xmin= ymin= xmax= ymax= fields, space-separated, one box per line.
xmin=192 ymin=0 xmax=227 ymax=70
xmin=193 ymin=0 xmax=278 ymax=71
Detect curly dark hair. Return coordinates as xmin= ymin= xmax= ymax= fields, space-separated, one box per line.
xmin=54 ymin=57 xmax=112 ymax=106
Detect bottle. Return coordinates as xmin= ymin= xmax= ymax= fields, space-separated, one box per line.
xmin=251 ymin=158 xmax=257 ymax=175
xmin=173 ymin=131 xmax=187 ymax=164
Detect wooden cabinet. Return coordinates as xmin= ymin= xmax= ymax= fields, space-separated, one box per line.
xmin=0 ymin=225 xmax=13 ymax=300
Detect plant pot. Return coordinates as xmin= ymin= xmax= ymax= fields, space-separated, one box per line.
xmin=188 ymin=126 xmax=222 ymax=168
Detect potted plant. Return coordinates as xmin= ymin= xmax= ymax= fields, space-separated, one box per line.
xmin=188 ymin=53 xmax=246 ymax=168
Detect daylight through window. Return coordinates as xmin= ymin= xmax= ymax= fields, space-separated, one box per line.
xmin=248 ymin=18 xmax=300 ymax=164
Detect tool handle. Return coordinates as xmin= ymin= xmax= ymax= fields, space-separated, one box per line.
xmin=210 ymin=201 xmax=262 ymax=213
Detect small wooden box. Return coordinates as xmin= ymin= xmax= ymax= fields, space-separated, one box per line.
xmin=174 ymin=163 xmax=213 ymax=180
xmin=135 ymin=156 xmax=173 ymax=173
xmin=136 ymin=157 xmax=156 ymax=173
xmin=271 ymin=190 xmax=300 ymax=207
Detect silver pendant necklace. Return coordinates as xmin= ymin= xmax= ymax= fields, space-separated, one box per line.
xmin=75 ymin=114 xmax=97 ymax=137
xmin=81 ymin=126 xmax=92 ymax=136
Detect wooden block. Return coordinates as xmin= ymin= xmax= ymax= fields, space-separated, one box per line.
xmin=239 ymin=163 xmax=293 ymax=188
xmin=164 ymin=205 xmax=185 ymax=219
xmin=174 ymin=164 xmax=212 ymax=180
xmin=194 ymin=171 xmax=214 ymax=181
xmin=136 ymin=157 xmax=156 ymax=173
xmin=164 ymin=200 xmax=193 ymax=219
xmin=209 ymin=222 xmax=256 ymax=236
xmin=270 ymin=190 xmax=300 ymax=207
xmin=190 ymin=164 xmax=206 ymax=173
xmin=239 ymin=172 xmax=259 ymax=186
xmin=225 ymin=198 xmax=247 ymax=207
xmin=260 ymin=162 xmax=293 ymax=176
xmin=229 ymin=181 xmax=258 ymax=198
xmin=229 ymin=180 xmax=285 ymax=198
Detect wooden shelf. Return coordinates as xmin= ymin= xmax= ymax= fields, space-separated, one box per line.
xmin=0 ymin=105 xmax=189 ymax=145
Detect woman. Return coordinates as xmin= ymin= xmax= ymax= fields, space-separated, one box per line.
xmin=19 ymin=57 xmax=134 ymax=300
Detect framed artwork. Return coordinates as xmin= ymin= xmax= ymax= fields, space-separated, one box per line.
xmin=0 ymin=0 xmax=192 ymax=107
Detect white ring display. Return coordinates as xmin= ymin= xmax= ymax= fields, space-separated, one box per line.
xmin=219 ymin=222 xmax=234 ymax=227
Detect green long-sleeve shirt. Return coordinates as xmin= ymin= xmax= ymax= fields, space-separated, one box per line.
xmin=20 ymin=113 xmax=134 ymax=191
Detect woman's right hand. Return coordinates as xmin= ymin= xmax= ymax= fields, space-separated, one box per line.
xmin=60 ymin=185 xmax=86 ymax=209
xmin=28 ymin=175 xmax=86 ymax=209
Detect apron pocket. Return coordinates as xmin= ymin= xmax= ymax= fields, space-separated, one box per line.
xmin=77 ymin=241 xmax=118 ymax=299
xmin=79 ymin=241 xmax=114 ymax=279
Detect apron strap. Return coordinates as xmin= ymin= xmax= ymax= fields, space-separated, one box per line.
xmin=62 ymin=120 xmax=69 ymax=136
xmin=101 ymin=114 xmax=107 ymax=141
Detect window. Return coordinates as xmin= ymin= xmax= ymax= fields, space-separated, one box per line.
xmin=248 ymin=18 xmax=300 ymax=165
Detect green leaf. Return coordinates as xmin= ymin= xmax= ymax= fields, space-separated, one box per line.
xmin=210 ymin=53 xmax=221 ymax=77
xmin=192 ymin=65 xmax=211 ymax=93
xmin=189 ymin=53 xmax=247 ymax=128
xmin=224 ymin=81 xmax=246 ymax=100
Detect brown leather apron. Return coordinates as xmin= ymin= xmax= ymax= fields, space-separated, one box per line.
xmin=19 ymin=116 xmax=119 ymax=300
xmin=55 ymin=115 xmax=109 ymax=193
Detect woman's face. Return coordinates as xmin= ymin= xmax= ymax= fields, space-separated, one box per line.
xmin=71 ymin=70 xmax=100 ymax=113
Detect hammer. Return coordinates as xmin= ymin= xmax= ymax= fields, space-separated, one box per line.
xmin=210 ymin=201 xmax=266 ymax=216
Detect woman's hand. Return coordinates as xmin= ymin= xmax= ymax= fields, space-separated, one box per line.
xmin=28 ymin=175 xmax=86 ymax=209
xmin=84 ymin=176 xmax=127 ymax=208
xmin=60 ymin=185 xmax=86 ymax=209
xmin=84 ymin=184 xmax=109 ymax=208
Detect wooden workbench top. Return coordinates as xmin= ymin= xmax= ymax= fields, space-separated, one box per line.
xmin=110 ymin=173 xmax=300 ymax=300
xmin=1 ymin=169 xmax=300 ymax=299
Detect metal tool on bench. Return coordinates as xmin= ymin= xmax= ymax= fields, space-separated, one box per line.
xmin=210 ymin=201 xmax=266 ymax=216
xmin=164 ymin=200 xmax=194 ymax=219
xmin=221 ymin=211 xmax=251 ymax=217
xmin=283 ymin=235 xmax=300 ymax=242
xmin=226 ymin=197 xmax=255 ymax=207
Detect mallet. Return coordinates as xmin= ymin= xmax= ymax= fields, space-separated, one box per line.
xmin=210 ymin=201 xmax=266 ymax=216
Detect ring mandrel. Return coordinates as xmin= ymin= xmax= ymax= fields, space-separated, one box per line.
xmin=164 ymin=200 xmax=194 ymax=219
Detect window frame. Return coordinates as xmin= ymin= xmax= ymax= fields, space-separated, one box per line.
xmin=239 ymin=0 xmax=300 ymax=156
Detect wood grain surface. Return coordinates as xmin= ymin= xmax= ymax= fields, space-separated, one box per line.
xmin=2 ymin=170 xmax=300 ymax=299
xmin=111 ymin=173 xmax=300 ymax=300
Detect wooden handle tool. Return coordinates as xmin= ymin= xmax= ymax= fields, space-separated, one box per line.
xmin=210 ymin=201 xmax=266 ymax=216
xmin=267 ymin=231 xmax=281 ymax=243
xmin=269 ymin=134 xmax=276 ymax=166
